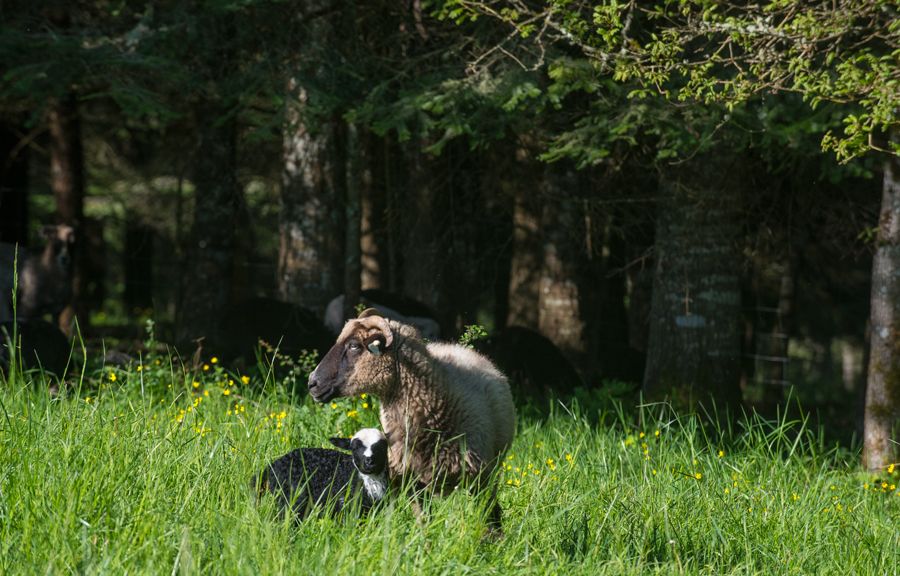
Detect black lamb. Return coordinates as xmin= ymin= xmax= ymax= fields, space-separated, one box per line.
xmin=252 ymin=428 xmax=389 ymax=520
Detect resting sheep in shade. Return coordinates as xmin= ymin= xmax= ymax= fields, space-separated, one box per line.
xmin=307 ymin=308 xmax=516 ymax=533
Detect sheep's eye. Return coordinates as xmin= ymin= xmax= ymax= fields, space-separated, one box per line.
xmin=349 ymin=343 xmax=361 ymax=351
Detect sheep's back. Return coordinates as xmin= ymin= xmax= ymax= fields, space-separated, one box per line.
xmin=425 ymin=342 xmax=516 ymax=464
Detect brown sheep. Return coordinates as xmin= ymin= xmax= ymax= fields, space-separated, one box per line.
xmin=307 ymin=308 xmax=515 ymax=532
xmin=0 ymin=225 xmax=75 ymax=324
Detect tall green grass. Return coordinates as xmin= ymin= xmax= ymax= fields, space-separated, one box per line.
xmin=0 ymin=355 xmax=897 ymax=575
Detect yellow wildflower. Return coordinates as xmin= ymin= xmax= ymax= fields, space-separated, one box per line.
xmin=718 ymin=450 xmax=723 ymax=458
xmin=109 ymin=373 xmax=116 ymax=382
xmin=193 ymin=381 xmax=200 ymax=388
xmin=203 ymin=364 xmax=209 ymax=371
xmin=695 ymin=473 xmax=702 ymax=480
xmin=241 ymin=375 xmax=250 ymax=384
xmin=211 ymin=357 xmax=218 ymax=364
xmin=223 ymin=389 xmax=231 ymax=396
xmin=137 ymin=366 xmax=142 ymax=371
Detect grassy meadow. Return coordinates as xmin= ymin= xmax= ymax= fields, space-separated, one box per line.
xmin=1 ymin=344 xmax=898 ymax=575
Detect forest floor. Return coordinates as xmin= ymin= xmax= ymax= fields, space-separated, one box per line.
xmin=1 ymin=347 xmax=897 ymax=575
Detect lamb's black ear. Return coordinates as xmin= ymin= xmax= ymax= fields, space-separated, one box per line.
xmin=329 ymin=437 xmax=352 ymax=451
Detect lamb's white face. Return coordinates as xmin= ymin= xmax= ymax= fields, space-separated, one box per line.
xmin=350 ymin=428 xmax=388 ymax=476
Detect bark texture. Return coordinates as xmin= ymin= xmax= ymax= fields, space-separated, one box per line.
xmin=48 ymin=95 xmax=88 ymax=336
xmin=864 ymin=141 xmax=900 ymax=470
xmin=278 ymin=93 xmax=343 ymax=314
xmin=538 ymin=165 xmax=586 ymax=361
xmin=176 ymin=103 xmax=237 ymax=345
xmin=343 ymin=123 xmax=363 ymax=320
xmin=506 ymin=164 xmax=543 ymax=330
xmin=643 ymin=159 xmax=743 ymax=411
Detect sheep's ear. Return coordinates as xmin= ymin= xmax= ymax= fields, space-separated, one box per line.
xmin=329 ymin=437 xmax=352 ymax=451
xmin=359 ymin=311 xmax=394 ymax=348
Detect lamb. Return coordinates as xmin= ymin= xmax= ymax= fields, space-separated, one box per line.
xmin=251 ymin=428 xmax=389 ymax=521
xmin=0 ymin=225 xmax=76 ymax=324
xmin=307 ymin=308 xmax=516 ymax=533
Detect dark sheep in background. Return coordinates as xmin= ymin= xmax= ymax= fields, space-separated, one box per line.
xmin=214 ymin=297 xmax=334 ymax=364
xmin=473 ymin=326 xmax=582 ymax=405
xmin=0 ymin=225 xmax=76 ymax=324
xmin=252 ymin=428 xmax=389 ymax=521
xmin=324 ymin=289 xmax=441 ymax=341
xmin=0 ymin=319 xmax=70 ymax=378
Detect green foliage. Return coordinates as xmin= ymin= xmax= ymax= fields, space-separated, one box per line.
xmin=458 ymin=324 xmax=488 ymax=348
xmin=453 ymin=0 xmax=900 ymax=160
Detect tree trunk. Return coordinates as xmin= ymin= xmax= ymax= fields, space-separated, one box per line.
xmin=361 ymin=129 xmax=384 ymax=290
xmin=175 ymin=103 xmax=237 ymax=345
xmin=863 ymin=139 xmax=900 ymax=470
xmin=538 ymin=164 xmax=586 ymax=365
xmin=343 ymin=123 xmax=363 ymax=320
xmin=643 ymin=159 xmax=743 ymax=411
xmin=506 ymin=155 xmax=544 ymax=330
xmin=0 ymin=122 xmax=29 ymax=246
xmin=278 ymin=90 xmax=344 ymax=314
xmin=402 ymin=136 xmax=445 ymax=323
xmin=48 ymin=95 xmax=88 ymax=336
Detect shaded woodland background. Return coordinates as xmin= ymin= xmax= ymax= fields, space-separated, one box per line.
xmin=0 ymin=1 xmax=887 ymax=450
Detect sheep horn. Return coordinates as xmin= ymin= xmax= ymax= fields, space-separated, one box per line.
xmin=358 ymin=308 xmax=394 ymax=348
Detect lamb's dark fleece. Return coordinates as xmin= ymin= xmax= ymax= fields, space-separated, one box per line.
xmin=251 ymin=428 xmax=388 ymax=520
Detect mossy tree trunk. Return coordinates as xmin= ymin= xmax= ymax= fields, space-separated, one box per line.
xmin=864 ymin=136 xmax=900 ymax=470
xmin=643 ymin=158 xmax=743 ymax=411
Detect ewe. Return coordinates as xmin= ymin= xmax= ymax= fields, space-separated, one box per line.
xmin=308 ymin=308 xmax=515 ymax=533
